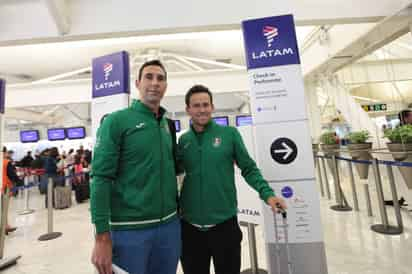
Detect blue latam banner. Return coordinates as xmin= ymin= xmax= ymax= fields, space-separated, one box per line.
xmin=242 ymin=14 xmax=300 ymax=70
xmin=92 ymin=51 xmax=130 ymax=98
xmin=0 ymin=79 xmax=5 ymax=114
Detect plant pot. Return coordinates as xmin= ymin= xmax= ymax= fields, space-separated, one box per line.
xmin=387 ymin=143 xmax=412 ymax=189
xmin=320 ymin=144 xmax=340 ymax=174
xmin=347 ymin=143 xmax=372 ymax=179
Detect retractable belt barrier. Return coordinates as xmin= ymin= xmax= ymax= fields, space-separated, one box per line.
xmin=314 ymin=152 xmax=410 ymax=235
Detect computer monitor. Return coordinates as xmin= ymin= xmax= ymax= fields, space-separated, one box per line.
xmin=47 ymin=128 xmax=66 ymax=141
xmin=20 ymin=130 xmax=40 ymax=143
xmin=235 ymin=115 xmax=253 ymax=127
xmin=174 ymin=120 xmax=181 ymax=132
xmin=66 ymin=127 xmax=86 ymax=139
xmin=213 ymin=116 xmax=229 ymax=126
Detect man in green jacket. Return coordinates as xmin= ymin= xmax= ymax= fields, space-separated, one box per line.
xmin=90 ymin=60 xmax=180 ymax=274
xmin=178 ymin=84 xmax=286 ymax=274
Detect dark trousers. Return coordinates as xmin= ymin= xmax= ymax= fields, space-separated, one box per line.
xmin=181 ymin=216 xmax=242 ymax=274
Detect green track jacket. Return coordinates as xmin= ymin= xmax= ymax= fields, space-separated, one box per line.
xmin=178 ymin=120 xmax=275 ymax=226
xmin=90 ymin=100 xmax=178 ymax=234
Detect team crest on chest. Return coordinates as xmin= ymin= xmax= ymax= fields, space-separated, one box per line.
xmin=213 ymin=137 xmax=222 ymax=147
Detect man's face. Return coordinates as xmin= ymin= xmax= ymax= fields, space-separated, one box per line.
xmin=136 ymin=65 xmax=167 ymax=106
xmin=186 ymin=92 xmax=214 ymax=127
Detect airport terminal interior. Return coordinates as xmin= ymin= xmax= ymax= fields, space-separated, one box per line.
xmin=1 ymin=0 xmax=412 ymax=273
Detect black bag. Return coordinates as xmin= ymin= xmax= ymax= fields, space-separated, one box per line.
xmin=74 ymin=182 xmax=90 ymax=203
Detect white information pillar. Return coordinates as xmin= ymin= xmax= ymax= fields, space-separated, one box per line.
xmin=91 ymin=51 xmax=130 ymax=140
xmin=236 ymin=124 xmax=264 ymax=225
xmin=242 ymin=15 xmax=328 ymax=274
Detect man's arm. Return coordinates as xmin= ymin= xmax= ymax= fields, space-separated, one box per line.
xmin=232 ymin=128 xmax=286 ymax=211
xmin=90 ymin=114 xmax=121 ymax=274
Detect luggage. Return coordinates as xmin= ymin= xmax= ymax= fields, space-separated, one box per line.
xmin=74 ymin=182 xmax=89 ymax=203
xmin=54 ymin=185 xmax=72 ymax=209
xmin=274 ymin=207 xmax=293 ymax=274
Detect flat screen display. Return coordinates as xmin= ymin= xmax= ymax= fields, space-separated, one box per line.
xmin=66 ymin=127 xmax=86 ymax=139
xmin=213 ymin=116 xmax=229 ymax=126
xmin=20 ymin=130 xmax=39 ymax=143
xmin=174 ymin=120 xmax=181 ymax=132
xmin=236 ymin=115 xmax=253 ymax=126
xmin=47 ymin=128 xmax=66 ymax=141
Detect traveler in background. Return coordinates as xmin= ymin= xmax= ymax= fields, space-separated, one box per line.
xmin=2 ymin=147 xmax=20 ymax=234
xmin=20 ymin=151 xmax=34 ymax=168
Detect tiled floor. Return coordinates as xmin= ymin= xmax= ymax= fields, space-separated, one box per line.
xmin=1 ymin=172 xmax=412 ymax=274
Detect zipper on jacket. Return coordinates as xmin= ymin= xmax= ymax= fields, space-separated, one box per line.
xmin=159 ymin=120 xmax=164 ymax=222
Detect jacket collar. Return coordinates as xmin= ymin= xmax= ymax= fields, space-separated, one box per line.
xmin=130 ymin=99 xmax=167 ymax=119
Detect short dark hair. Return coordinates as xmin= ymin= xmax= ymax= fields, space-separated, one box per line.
xmin=185 ymin=85 xmax=213 ymax=107
xmin=399 ymin=109 xmax=412 ymax=125
xmin=138 ymin=60 xmax=167 ymax=81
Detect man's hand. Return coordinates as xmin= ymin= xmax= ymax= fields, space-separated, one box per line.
xmin=91 ymin=232 xmax=113 ymax=274
xmin=266 ymin=196 xmax=287 ymax=213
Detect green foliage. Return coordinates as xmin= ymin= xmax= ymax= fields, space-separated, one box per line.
xmin=384 ymin=125 xmax=412 ymax=144
xmin=347 ymin=130 xmax=370 ymax=144
xmin=320 ymin=132 xmax=337 ymax=145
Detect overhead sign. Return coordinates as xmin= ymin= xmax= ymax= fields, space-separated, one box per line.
xmin=361 ymin=103 xmax=387 ymax=112
xmin=91 ymin=51 xmax=131 ymax=139
xmin=242 ymin=14 xmax=328 ymax=274
xmin=92 ymin=51 xmax=130 ymax=98
xmin=0 ymin=79 xmax=5 ymax=114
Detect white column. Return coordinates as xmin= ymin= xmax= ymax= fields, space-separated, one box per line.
xmin=304 ymin=81 xmax=322 ymax=143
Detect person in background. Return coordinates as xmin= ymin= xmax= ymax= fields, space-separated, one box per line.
xmin=399 ymin=109 xmax=412 ymax=125
xmin=20 ymin=151 xmax=34 ymax=168
xmin=2 ymin=147 xmax=20 ymax=234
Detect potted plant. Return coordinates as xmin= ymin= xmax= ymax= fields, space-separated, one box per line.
xmin=320 ymin=131 xmax=340 ymax=173
xmin=384 ymin=125 xmax=412 ymax=189
xmin=346 ymin=130 xmax=372 ymax=179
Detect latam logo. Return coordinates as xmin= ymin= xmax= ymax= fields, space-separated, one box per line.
xmin=250 ymin=25 xmax=294 ymax=61
xmin=94 ymin=62 xmax=121 ymax=91
xmin=263 ymin=25 xmax=278 ymax=48
xmin=103 ymin=63 xmax=113 ymax=81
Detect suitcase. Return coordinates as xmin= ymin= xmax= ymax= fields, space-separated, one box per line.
xmin=274 ymin=207 xmax=293 ymax=274
xmin=54 ymin=185 xmax=72 ymax=209
xmin=74 ymin=182 xmax=90 ymax=203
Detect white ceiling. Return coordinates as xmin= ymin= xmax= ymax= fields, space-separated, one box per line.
xmin=0 ymin=27 xmax=315 ymax=83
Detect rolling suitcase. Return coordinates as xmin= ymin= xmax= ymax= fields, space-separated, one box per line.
xmin=54 ymin=185 xmax=72 ymax=209
xmin=274 ymin=207 xmax=293 ymax=274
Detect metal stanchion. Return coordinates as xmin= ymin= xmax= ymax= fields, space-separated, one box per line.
xmin=240 ymin=223 xmax=267 ymax=274
xmin=363 ymin=184 xmax=373 ymax=217
xmin=316 ymin=157 xmax=325 ymax=197
xmin=330 ymin=155 xmax=352 ymax=211
xmin=0 ymin=189 xmax=21 ymax=270
xmin=370 ymin=159 xmax=401 ymax=235
xmin=386 ymin=165 xmax=403 ymax=233
xmin=321 ymin=158 xmax=331 ymax=200
xmin=38 ymin=177 xmax=62 ymax=241
xmin=18 ymin=175 xmax=34 ymax=215
xmin=347 ymin=161 xmax=359 ymax=211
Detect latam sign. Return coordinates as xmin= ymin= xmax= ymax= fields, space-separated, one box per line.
xmin=92 ymin=51 xmax=130 ymax=98
xmin=242 ymin=15 xmax=300 ymax=69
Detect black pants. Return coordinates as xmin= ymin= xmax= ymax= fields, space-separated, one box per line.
xmin=181 ymin=216 xmax=242 ymax=274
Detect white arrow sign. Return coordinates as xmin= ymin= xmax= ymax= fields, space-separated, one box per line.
xmin=274 ymin=142 xmax=293 ymax=160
